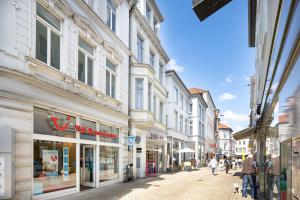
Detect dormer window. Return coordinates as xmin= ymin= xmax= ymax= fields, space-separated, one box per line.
xmin=107 ymin=0 xmax=116 ymax=33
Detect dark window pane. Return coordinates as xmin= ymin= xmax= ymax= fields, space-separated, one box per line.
xmin=33 ymin=107 xmax=76 ymax=138
xmin=87 ymin=57 xmax=93 ymax=87
xmin=98 ymin=124 xmax=119 ymax=143
xmin=50 ymin=31 xmax=60 ymax=69
xmin=36 ymin=3 xmax=60 ymax=31
xmin=106 ymin=6 xmax=111 ymax=27
xmin=99 ymin=146 xmax=119 ymax=182
xmin=78 ymin=51 xmax=85 ymax=83
xmin=80 ymin=119 xmax=96 ymax=141
xmin=111 ymin=74 xmax=116 ymax=98
xmin=36 ymin=21 xmax=47 ymax=63
xmin=106 ymin=59 xmax=116 ymax=72
xmin=106 ymin=70 xmax=110 ymax=96
xmin=78 ymin=38 xmax=93 ymax=55
xmin=112 ymin=12 xmax=116 ymax=32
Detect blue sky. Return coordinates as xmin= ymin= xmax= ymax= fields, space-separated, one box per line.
xmin=157 ymin=0 xmax=255 ymax=132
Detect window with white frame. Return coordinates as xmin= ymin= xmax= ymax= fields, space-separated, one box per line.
xmin=190 ymin=103 xmax=193 ymax=112
xmin=159 ymin=63 xmax=163 ymax=83
xmin=36 ymin=3 xmax=61 ymax=69
xmin=199 ymin=105 xmax=202 ymax=119
xmin=190 ymin=124 xmax=193 ymax=135
xmin=199 ymin=122 xmax=201 ymax=136
xmin=180 ymin=115 xmax=183 ymax=132
xmin=149 ymin=50 xmax=155 ymax=68
xmin=153 ymin=17 xmax=158 ymax=33
xmin=153 ymin=95 xmax=156 ymax=120
xmin=146 ymin=4 xmax=151 ymax=23
xmin=174 ymin=110 xmax=178 ymax=130
xmin=159 ymin=101 xmax=163 ymax=123
xmin=135 ymin=79 xmax=144 ymax=109
xmin=107 ymin=0 xmax=116 ymax=32
xmin=202 ymin=123 xmax=204 ymax=137
xmin=106 ymin=59 xmax=117 ymax=98
xmin=78 ymin=37 xmax=94 ymax=87
xmin=180 ymin=94 xmax=183 ymax=109
xmin=148 ymin=82 xmax=152 ymax=111
xmin=137 ymin=35 xmax=144 ymax=62
xmin=174 ymin=87 xmax=178 ymax=104
xmin=185 ymin=119 xmax=188 ymax=134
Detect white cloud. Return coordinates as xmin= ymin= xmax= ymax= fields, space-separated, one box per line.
xmin=218 ymin=93 xmax=237 ymax=101
xmin=166 ymin=58 xmax=186 ymax=72
xmin=225 ymin=76 xmax=232 ymax=83
xmin=235 ymin=125 xmax=243 ymax=132
xmin=244 ymin=76 xmax=251 ymax=82
xmin=223 ymin=110 xmax=248 ymax=122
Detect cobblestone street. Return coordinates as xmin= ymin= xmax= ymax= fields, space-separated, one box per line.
xmin=58 ymin=168 xmax=252 ymax=200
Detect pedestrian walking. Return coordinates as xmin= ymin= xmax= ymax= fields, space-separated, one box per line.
xmin=224 ymin=156 xmax=230 ymax=174
xmin=252 ymin=153 xmax=259 ymax=199
xmin=267 ymin=154 xmax=281 ymax=200
xmin=241 ymin=154 xmax=256 ymax=198
xmin=209 ymin=156 xmax=217 ymax=175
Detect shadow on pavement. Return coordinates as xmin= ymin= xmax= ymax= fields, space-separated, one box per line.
xmin=233 ymin=172 xmax=243 ymax=177
xmin=58 ymin=176 xmax=165 ymax=200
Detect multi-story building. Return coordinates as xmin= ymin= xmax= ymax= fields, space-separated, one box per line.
xmin=233 ymin=0 xmax=300 ymax=198
xmin=165 ymin=70 xmax=190 ymax=170
xmin=129 ymin=0 xmax=169 ymax=178
xmin=188 ymin=88 xmax=208 ymax=166
xmin=0 ymin=0 xmax=133 ymax=199
xmin=235 ymin=139 xmax=250 ymax=158
xmin=199 ymin=90 xmax=217 ymax=161
xmin=217 ymin=122 xmax=234 ymax=157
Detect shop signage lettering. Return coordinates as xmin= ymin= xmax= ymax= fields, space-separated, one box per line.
xmin=50 ymin=116 xmax=117 ymax=139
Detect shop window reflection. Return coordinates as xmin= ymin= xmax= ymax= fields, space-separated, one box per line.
xmin=99 ymin=146 xmax=119 ymax=182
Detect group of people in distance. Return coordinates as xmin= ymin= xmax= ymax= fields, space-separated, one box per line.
xmin=208 ymin=153 xmax=280 ymax=199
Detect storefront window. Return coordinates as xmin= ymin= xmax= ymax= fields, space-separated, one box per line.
xmin=34 ymin=107 xmax=76 ymax=138
xmin=33 ymin=140 xmax=76 ymax=195
xmin=98 ymin=124 xmax=119 ymax=143
xmin=80 ymin=119 xmax=96 ymax=141
xmin=99 ymin=146 xmax=119 ymax=182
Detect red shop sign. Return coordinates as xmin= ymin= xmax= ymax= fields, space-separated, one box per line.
xmin=50 ymin=116 xmax=117 ymax=139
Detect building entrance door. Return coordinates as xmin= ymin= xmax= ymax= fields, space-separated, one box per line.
xmin=81 ymin=145 xmax=95 ymax=188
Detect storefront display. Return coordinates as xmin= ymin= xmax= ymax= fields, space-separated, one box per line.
xmin=33 ymin=140 xmax=76 ymax=195
xmin=33 ymin=107 xmax=122 ymax=197
xmin=99 ymin=146 xmax=119 ymax=182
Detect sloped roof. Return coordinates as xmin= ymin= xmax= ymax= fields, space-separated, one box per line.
xmin=218 ymin=122 xmax=232 ymax=131
xmin=189 ymin=88 xmax=206 ymax=94
xmin=278 ymin=113 xmax=288 ymax=123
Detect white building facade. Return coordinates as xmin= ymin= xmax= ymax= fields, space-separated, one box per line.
xmin=188 ymin=88 xmax=207 ymax=167
xmin=165 ymin=70 xmax=190 ymax=170
xmin=0 ymin=0 xmax=133 ymax=199
xmin=235 ymin=139 xmax=251 ymax=157
xmin=129 ymin=0 xmax=169 ymax=178
xmin=201 ymin=90 xmax=217 ymax=162
xmin=218 ymin=123 xmax=234 ymax=157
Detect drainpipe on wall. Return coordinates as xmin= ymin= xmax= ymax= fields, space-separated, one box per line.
xmin=127 ymin=0 xmax=138 ymax=181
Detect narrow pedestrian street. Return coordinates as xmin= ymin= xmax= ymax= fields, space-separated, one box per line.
xmin=58 ymin=168 xmax=251 ymax=200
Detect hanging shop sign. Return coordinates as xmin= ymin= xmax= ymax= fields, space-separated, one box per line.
xmin=127 ymin=136 xmax=136 ymax=145
xmin=49 ymin=116 xmax=117 ymax=138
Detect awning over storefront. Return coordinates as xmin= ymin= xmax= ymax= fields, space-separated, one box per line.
xmin=233 ymin=126 xmax=278 ymax=140
xmin=233 ymin=127 xmax=255 ymax=140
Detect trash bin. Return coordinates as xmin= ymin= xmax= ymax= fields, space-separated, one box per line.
xmin=125 ymin=164 xmax=133 ymax=182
